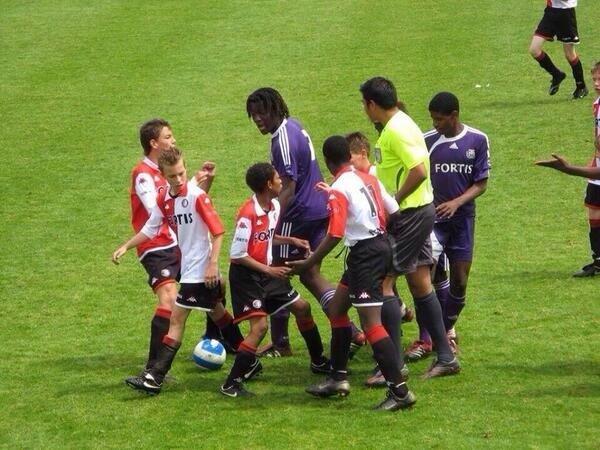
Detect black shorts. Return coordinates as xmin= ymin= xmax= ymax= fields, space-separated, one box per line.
xmin=176 ymin=282 xmax=223 ymax=311
xmin=535 ymin=7 xmax=580 ymax=44
xmin=229 ymin=264 xmax=300 ymax=323
xmin=585 ymin=183 xmax=600 ymax=209
xmin=339 ymin=235 xmax=390 ymax=308
xmin=386 ymin=203 xmax=435 ymax=275
xmin=140 ymin=247 xmax=180 ymax=291
xmin=272 ymin=217 xmax=328 ymax=264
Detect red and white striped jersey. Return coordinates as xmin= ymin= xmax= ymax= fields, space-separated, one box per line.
xmin=230 ymin=196 xmax=279 ymax=266
xmin=130 ymin=157 xmax=177 ymax=259
xmin=142 ymin=181 xmax=224 ymax=283
xmin=590 ymin=97 xmax=600 ymax=186
xmin=546 ymin=0 xmax=577 ymax=8
xmin=327 ymin=165 xmax=399 ymax=247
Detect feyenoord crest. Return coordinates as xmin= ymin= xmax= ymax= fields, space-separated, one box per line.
xmin=466 ymin=149 xmax=476 ymax=159
xmin=182 ymin=198 xmax=189 ymax=208
xmin=161 ymin=269 xmax=171 ymax=277
xmin=252 ymin=299 xmax=262 ymax=309
xmin=374 ymin=146 xmax=382 ymax=164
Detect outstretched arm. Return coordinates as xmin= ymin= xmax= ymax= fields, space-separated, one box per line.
xmin=535 ymin=154 xmax=600 ymax=179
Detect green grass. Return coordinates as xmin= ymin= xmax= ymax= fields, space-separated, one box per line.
xmin=1 ymin=1 xmax=599 ymax=448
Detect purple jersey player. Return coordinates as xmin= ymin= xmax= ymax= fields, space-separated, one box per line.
xmin=246 ymin=87 xmax=366 ymax=358
xmin=406 ymin=92 xmax=490 ymax=361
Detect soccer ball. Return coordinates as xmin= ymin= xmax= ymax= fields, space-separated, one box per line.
xmin=192 ymin=339 xmax=226 ymax=370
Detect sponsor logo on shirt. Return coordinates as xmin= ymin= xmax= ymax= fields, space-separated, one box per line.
xmin=434 ymin=163 xmax=473 ymax=174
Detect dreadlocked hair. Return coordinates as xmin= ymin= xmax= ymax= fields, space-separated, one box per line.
xmin=246 ymin=87 xmax=290 ymax=121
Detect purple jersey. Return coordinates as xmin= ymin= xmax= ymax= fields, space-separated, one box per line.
xmin=270 ymin=118 xmax=328 ymax=221
xmin=425 ymin=125 xmax=490 ymax=221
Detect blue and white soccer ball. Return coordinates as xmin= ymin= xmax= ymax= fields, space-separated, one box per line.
xmin=192 ymin=339 xmax=226 ymax=370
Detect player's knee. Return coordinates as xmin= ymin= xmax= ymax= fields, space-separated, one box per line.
xmin=156 ymin=282 xmax=177 ymax=308
xmin=250 ymin=317 xmax=269 ymax=339
xmin=290 ymin=299 xmax=311 ymax=318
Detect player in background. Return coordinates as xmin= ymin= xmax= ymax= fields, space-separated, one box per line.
xmin=536 ymin=130 xmax=600 ymax=275
xmin=221 ymin=163 xmax=329 ymax=397
xmin=246 ymin=88 xmax=365 ymax=357
xmin=528 ymin=0 xmax=587 ymax=99
xmin=128 ymin=119 xmax=220 ymax=376
xmin=346 ymin=131 xmax=413 ymax=387
xmin=114 ymin=147 xmax=244 ymax=395
xmin=359 ymin=77 xmax=460 ymax=378
xmin=405 ymin=92 xmax=490 ymax=360
xmin=288 ymin=136 xmax=416 ymax=411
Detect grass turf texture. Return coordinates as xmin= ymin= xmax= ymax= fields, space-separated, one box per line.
xmin=1 ymin=0 xmax=599 ymax=448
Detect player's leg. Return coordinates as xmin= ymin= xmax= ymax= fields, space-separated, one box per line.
xmin=221 ymin=316 xmax=268 ymax=397
xmin=556 ymin=6 xmax=587 ymax=98
xmin=208 ymin=302 xmax=244 ymax=353
xmin=530 ymin=11 xmax=566 ymax=95
xmin=446 ymin=260 xmax=471 ymax=330
xmin=563 ymin=44 xmax=587 ymax=98
xmin=286 ymin=299 xmax=329 ymax=372
xmin=574 ymin=187 xmax=600 ymax=276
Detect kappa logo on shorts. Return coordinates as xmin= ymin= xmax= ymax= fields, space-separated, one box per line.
xmin=466 ymin=149 xmax=476 ymax=159
xmin=151 ymin=277 xmax=158 ymax=285
xmin=287 ymin=290 xmax=295 ymax=297
xmin=243 ymin=305 xmax=250 ymax=312
xmin=358 ymin=291 xmax=371 ymax=300
xmin=187 ymin=296 xmax=197 ymax=303
xmin=252 ymin=299 xmax=262 ymax=309
xmin=161 ymin=269 xmax=171 ymax=277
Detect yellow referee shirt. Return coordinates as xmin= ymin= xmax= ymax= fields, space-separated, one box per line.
xmin=374 ymin=110 xmax=433 ymax=209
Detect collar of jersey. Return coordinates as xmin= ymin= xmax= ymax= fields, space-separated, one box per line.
xmin=143 ymin=157 xmax=159 ymax=170
xmin=333 ymin=164 xmax=354 ymax=181
xmin=271 ymin=118 xmax=289 ymax=138
xmin=429 ymin=125 xmax=469 ymax=155
xmin=167 ymin=181 xmax=189 ymax=199
xmin=252 ymin=194 xmax=273 ymax=216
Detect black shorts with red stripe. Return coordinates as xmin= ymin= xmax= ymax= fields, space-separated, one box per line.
xmin=229 ymin=263 xmax=300 ymax=323
xmin=585 ymin=183 xmax=600 ymax=209
xmin=340 ymin=234 xmax=390 ymax=308
xmin=176 ymin=282 xmax=223 ymax=311
xmin=535 ymin=6 xmax=580 ymax=44
xmin=140 ymin=247 xmax=180 ymax=291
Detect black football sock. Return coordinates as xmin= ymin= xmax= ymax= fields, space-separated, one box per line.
xmin=270 ymin=308 xmax=290 ymax=349
xmin=445 ymin=292 xmax=466 ymax=330
xmin=296 ymin=316 xmax=324 ymax=362
xmin=366 ymin=325 xmax=408 ymax=396
xmin=215 ymin=311 xmax=243 ymax=351
xmin=415 ymin=303 xmax=431 ymax=343
xmin=224 ymin=342 xmax=256 ymax=387
xmin=569 ymin=57 xmax=585 ymax=87
xmin=146 ymin=307 xmax=171 ymax=370
xmin=414 ymin=291 xmax=454 ymax=363
xmin=589 ymin=220 xmax=600 ymax=263
xmin=204 ymin=314 xmax=221 ymax=340
xmin=381 ymin=295 xmax=402 ymax=358
xmin=150 ymin=336 xmax=181 ymax=384
xmin=535 ymin=52 xmax=562 ymax=78
xmin=329 ymin=315 xmax=352 ymax=381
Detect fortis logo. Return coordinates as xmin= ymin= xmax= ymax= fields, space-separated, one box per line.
xmin=168 ymin=213 xmax=194 ymax=227
xmin=253 ymin=229 xmax=274 ymax=242
xmin=434 ymin=163 xmax=472 ymax=174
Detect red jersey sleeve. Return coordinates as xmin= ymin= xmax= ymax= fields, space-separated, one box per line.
xmin=195 ymin=193 xmax=225 ymax=236
xmin=326 ymin=189 xmax=348 ymax=238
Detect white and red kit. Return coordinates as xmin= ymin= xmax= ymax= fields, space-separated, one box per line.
xmin=130 ymin=157 xmax=177 ymax=259
xmin=327 ymin=166 xmax=399 ymax=247
xmin=546 ymin=0 xmax=577 ymax=8
xmin=230 ymin=195 xmax=280 ymax=265
xmin=589 ymin=98 xmax=600 ymax=186
xmin=141 ymin=181 xmax=224 ymax=283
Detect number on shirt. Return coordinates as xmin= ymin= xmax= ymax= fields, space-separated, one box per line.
xmin=301 ymin=130 xmax=316 ymax=161
xmin=360 ymin=186 xmax=377 ymax=218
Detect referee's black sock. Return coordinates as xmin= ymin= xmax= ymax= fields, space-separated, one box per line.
xmin=414 ymin=291 xmax=454 ymax=363
xmin=146 ymin=307 xmax=171 ymax=370
xmin=569 ymin=56 xmax=585 ymax=87
xmin=535 ymin=51 xmax=562 ymax=78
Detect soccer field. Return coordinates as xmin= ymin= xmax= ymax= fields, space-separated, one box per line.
xmin=2 ymin=1 xmax=599 ymax=448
